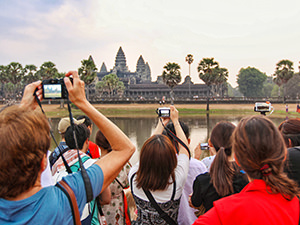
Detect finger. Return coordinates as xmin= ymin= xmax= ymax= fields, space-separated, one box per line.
xmin=65 ymin=71 xmax=79 ymax=79
xmin=64 ymin=77 xmax=73 ymax=91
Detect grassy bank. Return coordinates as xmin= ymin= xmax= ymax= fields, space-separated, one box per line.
xmin=35 ymin=103 xmax=300 ymax=118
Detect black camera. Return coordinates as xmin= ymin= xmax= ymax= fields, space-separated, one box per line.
xmin=42 ymin=78 xmax=71 ymax=99
xmin=156 ymin=107 xmax=170 ymax=118
xmin=200 ymin=143 xmax=209 ymax=150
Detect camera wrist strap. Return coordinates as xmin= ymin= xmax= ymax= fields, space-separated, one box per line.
xmin=34 ymin=95 xmax=72 ymax=174
xmin=66 ymin=96 xmax=93 ymax=203
xmin=159 ymin=117 xmax=191 ymax=159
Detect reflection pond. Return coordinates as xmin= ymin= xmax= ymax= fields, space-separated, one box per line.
xmin=48 ymin=115 xmax=287 ymax=165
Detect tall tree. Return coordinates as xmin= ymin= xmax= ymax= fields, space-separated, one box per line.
xmin=273 ymin=59 xmax=294 ymax=102
xmin=161 ymin=62 xmax=181 ymax=105
xmin=37 ymin=61 xmax=59 ymax=80
xmin=6 ymin=62 xmax=24 ymax=98
xmin=0 ymin=65 xmax=8 ymax=97
xmin=198 ymin=58 xmax=219 ymax=110
xmin=237 ymin=67 xmax=267 ymax=97
xmin=185 ymin=54 xmax=194 ymax=97
xmin=96 ymin=73 xmax=125 ymax=98
xmin=78 ymin=57 xmax=98 ymax=101
xmin=23 ymin=64 xmax=38 ymax=85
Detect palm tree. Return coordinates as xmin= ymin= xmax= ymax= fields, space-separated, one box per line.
xmin=162 ymin=62 xmax=181 ymax=105
xmin=198 ymin=58 xmax=219 ymax=110
xmin=185 ymin=54 xmax=194 ymax=97
xmin=23 ymin=64 xmax=38 ymax=85
xmin=78 ymin=57 xmax=97 ymax=101
xmin=0 ymin=65 xmax=8 ymax=97
xmin=273 ymin=59 xmax=294 ymax=102
xmin=37 ymin=61 xmax=59 ymax=80
xmin=6 ymin=62 xmax=24 ymax=99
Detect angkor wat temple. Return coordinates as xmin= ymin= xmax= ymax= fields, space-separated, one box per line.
xmin=96 ymin=47 xmax=209 ymax=100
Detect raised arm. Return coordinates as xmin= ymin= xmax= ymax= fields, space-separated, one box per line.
xmin=169 ymin=105 xmax=189 ymax=156
xmin=64 ymin=71 xmax=135 ymax=191
xmin=152 ymin=117 xmax=170 ymax=135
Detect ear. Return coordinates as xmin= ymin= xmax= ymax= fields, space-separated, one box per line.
xmin=208 ymin=139 xmax=213 ymax=147
xmin=288 ymin=138 xmax=293 ymax=148
xmin=40 ymin=154 xmax=47 ymax=172
xmin=188 ymin=138 xmax=191 ymax=145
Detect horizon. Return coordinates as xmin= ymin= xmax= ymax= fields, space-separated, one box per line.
xmin=1 ymin=0 xmax=300 ymax=87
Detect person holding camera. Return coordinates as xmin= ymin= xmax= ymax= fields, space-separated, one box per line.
xmin=0 ymin=71 xmax=135 ymax=224
xmin=189 ymin=121 xmax=248 ymax=213
xmin=128 ymin=106 xmax=190 ymax=225
xmin=193 ymin=116 xmax=299 ymax=225
xmin=278 ymin=118 xmax=300 ymax=187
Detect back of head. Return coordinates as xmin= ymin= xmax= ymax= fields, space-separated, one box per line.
xmin=136 ymin=134 xmax=177 ymax=191
xmin=164 ymin=121 xmax=190 ymax=140
xmin=95 ymin=129 xmax=111 ymax=152
xmin=278 ymin=119 xmax=300 ymax=147
xmin=232 ymin=115 xmax=298 ymax=199
xmin=0 ymin=105 xmax=50 ymax=198
xmin=65 ymin=124 xmax=90 ymax=150
xmin=77 ymin=115 xmax=92 ymax=128
xmin=210 ymin=121 xmax=235 ymax=152
xmin=209 ymin=121 xmax=237 ymax=196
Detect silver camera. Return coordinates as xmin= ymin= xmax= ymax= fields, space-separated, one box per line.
xmin=156 ymin=107 xmax=170 ymax=118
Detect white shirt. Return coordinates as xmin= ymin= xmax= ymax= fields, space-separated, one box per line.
xmin=129 ymin=154 xmax=190 ymax=203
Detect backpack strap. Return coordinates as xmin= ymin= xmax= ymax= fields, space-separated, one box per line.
xmin=56 ymin=180 xmax=81 ymax=225
xmin=142 ymin=188 xmax=177 ymax=225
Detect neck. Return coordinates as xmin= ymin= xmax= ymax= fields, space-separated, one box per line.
xmin=7 ymin=177 xmax=42 ymax=201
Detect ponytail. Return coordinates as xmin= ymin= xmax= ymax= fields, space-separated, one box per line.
xmin=210 ymin=147 xmax=237 ymax=197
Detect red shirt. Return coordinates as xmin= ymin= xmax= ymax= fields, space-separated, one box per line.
xmin=87 ymin=141 xmax=100 ymax=159
xmin=193 ymin=179 xmax=299 ymax=225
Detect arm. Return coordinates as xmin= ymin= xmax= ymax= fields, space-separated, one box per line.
xmin=99 ymin=186 xmax=111 ymax=205
xmin=64 ymin=71 xmax=135 ymax=191
xmin=152 ymin=117 xmax=170 ymax=135
xmin=170 ymin=105 xmax=189 ymax=156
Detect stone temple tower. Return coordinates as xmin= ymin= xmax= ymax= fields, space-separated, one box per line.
xmin=136 ymin=55 xmax=151 ymax=82
xmin=112 ymin=46 xmax=129 ymax=73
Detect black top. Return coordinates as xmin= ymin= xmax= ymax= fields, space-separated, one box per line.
xmin=191 ymin=171 xmax=248 ymax=212
xmin=284 ymin=147 xmax=300 ymax=187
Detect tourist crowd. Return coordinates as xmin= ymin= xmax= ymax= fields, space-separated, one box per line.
xmin=0 ymin=71 xmax=299 ymax=225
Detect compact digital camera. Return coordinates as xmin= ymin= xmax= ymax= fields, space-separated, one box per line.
xmin=200 ymin=143 xmax=209 ymax=150
xmin=42 ymin=78 xmax=71 ymax=99
xmin=254 ymin=102 xmax=273 ymax=115
xmin=156 ymin=107 xmax=170 ymax=118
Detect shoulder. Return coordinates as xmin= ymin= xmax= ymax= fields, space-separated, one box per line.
xmin=189 ymin=158 xmax=208 ymax=173
xmin=195 ymin=172 xmax=210 ymax=183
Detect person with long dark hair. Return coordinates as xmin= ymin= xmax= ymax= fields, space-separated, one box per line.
xmin=278 ymin=118 xmax=300 ymax=187
xmin=193 ymin=115 xmax=300 ymax=225
xmin=190 ymin=121 xmax=248 ymax=213
xmin=129 ymin=106 xmax=190 ymax=224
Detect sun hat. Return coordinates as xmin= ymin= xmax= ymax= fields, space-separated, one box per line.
xmin=58 ymin=117 xmax=85 ymax=134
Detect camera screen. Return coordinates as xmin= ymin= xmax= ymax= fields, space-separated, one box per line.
xmin=160 ymin=109 xmax=170 ymax=117
xmin=44 ymin=84 xmax=62 ymax=98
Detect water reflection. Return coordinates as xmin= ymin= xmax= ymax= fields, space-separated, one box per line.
xmin=49 ymin=115 xmax=287 ymax=165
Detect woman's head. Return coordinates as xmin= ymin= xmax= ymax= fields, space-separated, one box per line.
xmin=95 ymin=129 xmax=111 ymax=152
xmin=209 ymin=121 xmax=237 ymax=196
xmin=136 ymin=134 xmax=177 ymax=191
xmin=232 ymin=115 xmax=298 ymax=199
xmin=278 ymin=119 xmax=300 ymax=147
xmin=0 ymin=105 xmax=50 ymax=198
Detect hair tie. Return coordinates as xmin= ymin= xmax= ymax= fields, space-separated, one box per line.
xmin=260 ymin=164 xmax=272 ymax=176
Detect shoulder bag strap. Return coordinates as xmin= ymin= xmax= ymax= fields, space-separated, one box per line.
xmin=56 ymin=180 xmax=81 ymax=225
xmin=142 ymin=188 xmax=177 ymax=225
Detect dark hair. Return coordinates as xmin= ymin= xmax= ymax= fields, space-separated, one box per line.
xmin=164 ymin=121 xmax=189 ymax=139
xmin=77 ymin=115 xmax=92 ymax=128
xmin=278 ymin=119 xmax=300 ymax=147
xmin=136 ymin=134 xmax=177 ymax=191
xmin=209 ymin=121 xmax=237 ymax=196
xmin=95 ymin=129 xmax=112 ymax=152
xmin=233 ymin=115 xmax=299 ymax=200
xmin=65 ymin=124 xmax=90 ymax=150
xmin=0 ymin=105 xmax=50 ymax=198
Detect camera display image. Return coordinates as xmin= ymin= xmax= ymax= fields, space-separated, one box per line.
xmin=156 ymin=107 xmax=170 ymax=118
xmin=43 ymin=84 xmax=62 ymax=99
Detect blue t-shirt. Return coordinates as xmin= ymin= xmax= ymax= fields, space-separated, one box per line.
xmin=0 ymin=164 xmax=103 ymax=225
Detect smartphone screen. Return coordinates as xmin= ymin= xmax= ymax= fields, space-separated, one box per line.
xmin=43 ymin=84 xmax=62 ymax=99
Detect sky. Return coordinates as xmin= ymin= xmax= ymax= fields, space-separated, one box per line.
xmin=1 ymin=0 xmax=300 ymax=87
